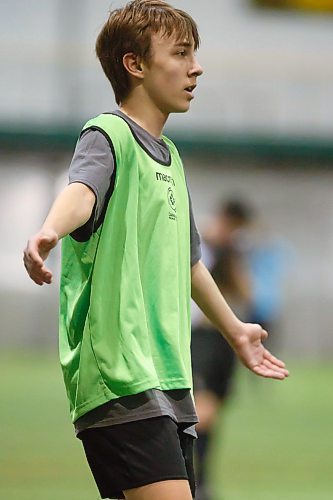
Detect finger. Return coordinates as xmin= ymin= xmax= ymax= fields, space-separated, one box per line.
xmin=40 ymin=265 xmax=53 ymax=281
xmin=263 ymin=348 xmax=287 ymax=368
xmin=24 ymin=249 xmax=49 ymax=274
xmin=37 ymin=273 xmax=52 ymax=284
xmin=24 ymin=261 xmax=45 ymax=278
xmin=263 ymin=358 xmax=281 ymax=371
xmin=255 ymin=359 xmax=289 ymax=378
xmin=23 ymin=256 xmax=38 ymax=278
xmin=38 ymin=269 xmax=53 ymax=284
xmin=43 ymin=272 xmax=53 ymax=284
xmin=263 ymin=358 xmax=289 ymax=376
xmin=23 ymin=250 xmax=33 ymax=267
xmin=29 ymin=273 xmax=45 ymax=286
xmin=25 ymin=235 xmax=51 ymax=265
xmin=30 ymin=267 xmax=53 ymax=285
xmin=24 ymin=259 xmax=44 ymax=275
xmin=25 ymin=249 xmax=44 ymax=268
xmin=252 ymin=365 xmax=287 ymax=380
xmin=23 ymin=256 xmax=29 ymax=272
xmin=30 ymin=275 xmax=51 ymax=286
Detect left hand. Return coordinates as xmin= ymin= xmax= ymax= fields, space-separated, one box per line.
xmin=231 ymin=322 xmax=289 ymax=380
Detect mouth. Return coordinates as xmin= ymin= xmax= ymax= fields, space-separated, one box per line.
xmin=184 ymin=84 xmax=196 ymax=95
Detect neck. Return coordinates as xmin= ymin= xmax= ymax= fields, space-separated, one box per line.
xmin=120 ymin=92 xmax=168 ymax=138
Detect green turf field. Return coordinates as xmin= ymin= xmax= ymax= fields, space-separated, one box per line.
xmin=1 ymin=351 xmax=332 ymax=500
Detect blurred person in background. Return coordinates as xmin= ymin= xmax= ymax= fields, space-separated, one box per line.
xmin=192 ymin=198 xmax=290 ymax=499
xmin=244 ymin=218 xmax=291 ymax=353
xmin=210 ymin=198 xmax=290 ymax=351
xmin=191 ymin=199 xmax=253 ymax=500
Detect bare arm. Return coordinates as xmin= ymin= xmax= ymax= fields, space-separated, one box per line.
xmin=191 ymin=260 xmax=289 ymax=380
xmin=23 ymin=182 xmax=95 ymax=285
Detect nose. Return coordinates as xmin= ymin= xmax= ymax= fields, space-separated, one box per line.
xmin=189 ymin=57 xmax=203 ymax=77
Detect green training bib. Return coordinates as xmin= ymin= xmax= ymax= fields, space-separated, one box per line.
xmin=59 ymin=114 xmax=192 ymax=422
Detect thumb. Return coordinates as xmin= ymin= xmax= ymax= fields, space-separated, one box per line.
xmin=261 ymin=328 xmax=268 ymax=341
xmin=39 ymin=231 xmax=58 ymax=249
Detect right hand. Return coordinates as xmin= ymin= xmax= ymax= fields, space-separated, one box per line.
xmin=23 ymin=229 xmax=58 ymax=285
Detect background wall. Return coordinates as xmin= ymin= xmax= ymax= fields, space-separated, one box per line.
xmin=1 ymin=1 xmax=333 ymax=356
xmin=1 ymin=0 xmax=333 ymax=138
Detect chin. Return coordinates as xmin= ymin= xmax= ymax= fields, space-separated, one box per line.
xmin=170 ymin=103 xmax=191 ymax=114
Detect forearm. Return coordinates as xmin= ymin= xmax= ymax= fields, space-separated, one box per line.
xmin=191 ymin=260 xmax=289 ymax=380
xmin=191 ymin=260 xmax=242 ymax=346
xmin=41 ymin=182 xmax=95 ymax=239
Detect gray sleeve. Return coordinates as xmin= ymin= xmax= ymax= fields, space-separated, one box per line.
xmin=68 ymin=129 xmax=115 ymax=222
xmin=188 ymin=191 xmax=201 ymax=266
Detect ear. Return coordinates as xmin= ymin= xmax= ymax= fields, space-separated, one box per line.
xmin=122 ymin=53 xmax=144 ymax=79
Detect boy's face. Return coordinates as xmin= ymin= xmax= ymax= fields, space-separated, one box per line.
xmin=141 ymin=32 xmax=203 ymax=115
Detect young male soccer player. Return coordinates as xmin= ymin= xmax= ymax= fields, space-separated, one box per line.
xmin=23 ymin=1 xmax=289 ymax=499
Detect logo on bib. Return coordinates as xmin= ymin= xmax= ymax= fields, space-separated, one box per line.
xmin=156 ymin=171 xmax=175 ymax=186
xmin=167 ymin=187 xmax=176 ymax=212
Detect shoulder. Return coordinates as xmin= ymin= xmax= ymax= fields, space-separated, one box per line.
xmin=82 ymin=113 xmax=130 ymax=137
xmin=79 ymin=128 xmax=111 ymax=152
xmin=81 ymin=113 xmax=134 ymax=154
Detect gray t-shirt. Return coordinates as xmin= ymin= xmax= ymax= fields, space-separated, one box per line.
xmin=69 ymin=110 xmax=201 ymax=266
xmin=69 ymin=110 xmax=200 ymax=437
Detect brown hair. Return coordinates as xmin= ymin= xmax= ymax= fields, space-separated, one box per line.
xmin=96 ymin=0 xmax=200 ymax=104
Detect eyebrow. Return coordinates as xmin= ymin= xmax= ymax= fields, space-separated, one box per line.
xmin=174 ymin=42 xmax=192 ymax=48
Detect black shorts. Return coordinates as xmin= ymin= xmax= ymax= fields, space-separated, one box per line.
xmin=78 ymin=416 xmax=196 ymax=499
xmin=191 ymin=325 xmax=236 ymax=399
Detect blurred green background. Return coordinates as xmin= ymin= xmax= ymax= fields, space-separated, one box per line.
xmin=1 ymin=352 xmax=332 ymax=499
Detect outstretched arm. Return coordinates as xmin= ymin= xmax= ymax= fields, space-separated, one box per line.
xmin=23 ymin=182 xmax=95 ymax=286
xmin=191 ymin=260 xmax=289 ymax=380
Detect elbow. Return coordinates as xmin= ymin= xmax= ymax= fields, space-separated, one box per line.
xmin=191 ymin=258 xmax=202 ymax=275
xmin=191 ymin=259 xmax=202 ymax=296
xmin=78 ymin=187 xmax=96 ymax=225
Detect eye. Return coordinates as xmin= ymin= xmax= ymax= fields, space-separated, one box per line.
xmin=176 ymin=50 xmax=186 ymax=56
